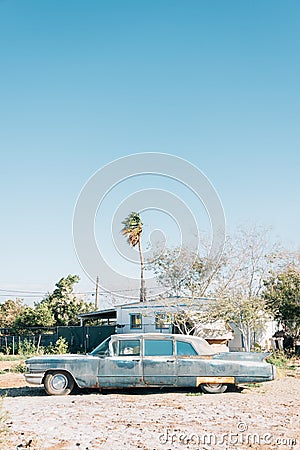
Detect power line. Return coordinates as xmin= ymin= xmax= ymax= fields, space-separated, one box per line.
xmin=0 ymin=289 xmax=47 ymax=294
xmin=0 ymin=287 xmax=146 ymax=294
xmin=0 ymin=294 xmax=44 ymax=298
xmin=0 ymin=286 xmax=162 ymax=297
xmin=0 ymin=288 xmax=95 ymax=295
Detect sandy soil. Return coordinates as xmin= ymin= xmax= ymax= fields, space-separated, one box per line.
xmin=0 ymin=369 xmax=299 ymax=450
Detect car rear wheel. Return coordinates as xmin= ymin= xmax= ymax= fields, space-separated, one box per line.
xmin=44 ymin=371 xmax=75 ymax=396
xmin=200 ymin=383 xmax=227 ymax=394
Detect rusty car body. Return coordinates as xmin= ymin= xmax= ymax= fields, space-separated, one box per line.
xmin=25 ymin=333 xmax=275 ymax=395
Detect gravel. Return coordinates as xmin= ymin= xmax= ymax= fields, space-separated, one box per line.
xmin=0 ymin=373 xmax=299 ymax=450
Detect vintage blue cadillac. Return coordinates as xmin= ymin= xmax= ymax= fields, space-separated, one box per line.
xmin=25 ymin=333 xmax=275 ymax=395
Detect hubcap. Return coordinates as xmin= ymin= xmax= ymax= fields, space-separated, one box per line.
xmin=51 ymin=374 xmax=68 ymax=391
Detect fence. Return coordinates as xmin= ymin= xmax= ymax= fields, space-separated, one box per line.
xmin=0 ymin=325 xmax=116 ymax=354
xmin=58 ymin=325 xmax=115 ymax=353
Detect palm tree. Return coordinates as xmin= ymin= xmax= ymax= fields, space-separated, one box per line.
xmin=121 ymin=212 xmax=146 ymax=302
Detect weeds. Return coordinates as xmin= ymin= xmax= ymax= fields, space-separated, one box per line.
xmin=17 ymin=339 xmax=41 ymax=357
xmin=267 ymin=351 xmax=293 ymax=369
xmin=0 ymin=336 xmax=69 ymax=357
xmin=186 ymin=391 xmax=203 ymax=396
xmin=46 ymin=337 xmax=69 ymax=355
xmin=0 ymin=355 xmax=24 ymax=362
xmin=267 ymin=351 xmax=297 ymax=379
xmin=245 ymin=382 xmax=262 ymax=388
xmin=10 ymin=362 xmax=26 ymax=374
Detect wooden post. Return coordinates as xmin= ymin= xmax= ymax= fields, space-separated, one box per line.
xmin=95 ymin=276 xmax=99 ymax=309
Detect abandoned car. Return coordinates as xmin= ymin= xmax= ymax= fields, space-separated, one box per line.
xmin=25 ymin=333 xmax=276 ymax=395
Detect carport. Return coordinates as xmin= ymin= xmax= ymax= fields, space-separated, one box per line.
xmin=78 ymin=308 xmax=117 ymax=326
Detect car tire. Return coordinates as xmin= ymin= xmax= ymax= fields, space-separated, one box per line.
xmin=200 ymin=383 xmax=227 ymax=394
xmin=44 ymin=371 xmax=75 ymax=396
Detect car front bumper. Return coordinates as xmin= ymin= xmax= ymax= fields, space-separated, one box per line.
xmin=25 ymin=372 xmax=45 ymax=385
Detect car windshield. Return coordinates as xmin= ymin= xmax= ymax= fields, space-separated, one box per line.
xmin=90 ymin=337 xmax=111 ymax=356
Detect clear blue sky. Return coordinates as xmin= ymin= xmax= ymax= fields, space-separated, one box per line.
xmin=0 ymin=1 xmax=299 ymax=302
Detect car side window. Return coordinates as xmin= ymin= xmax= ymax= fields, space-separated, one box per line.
xmin=118 ymin=340 xmax=140 ymax=356
xmin=90 ymin=337 xmax=111 ymax=356
xmin=144 ymin=339 xmax=173 ymax=356
xmin=176 ymin=341 xmax=198 ymax=356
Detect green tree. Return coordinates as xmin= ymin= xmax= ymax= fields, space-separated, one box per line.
xmin=41 ymin=274 xmax=95 ymax=326
xmin=0 ymin=299 xmax=25 ymax=328
xmin=263 ymin=269 xmax=300 ymax=338
xmin=14 ymin=302 xmax=55 ymax=333
xmin=121 ymin=212 xmax=146 ymax=301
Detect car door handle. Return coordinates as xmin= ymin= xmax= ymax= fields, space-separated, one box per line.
xmin=166 ymin=360 xmax=175 ymax=363
xmin=132 ymin=359 xmax=140 ymax=361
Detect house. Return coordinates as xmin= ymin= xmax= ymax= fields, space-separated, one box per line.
xmin=79 ymin=297 xmax=235 ymax=351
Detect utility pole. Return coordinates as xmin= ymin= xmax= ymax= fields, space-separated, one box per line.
xmin=95 ymin=276 xmax=99 ymax=310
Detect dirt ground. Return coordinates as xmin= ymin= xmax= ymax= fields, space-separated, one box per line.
xmin=0 ymin=362 xmax=299 ymax=450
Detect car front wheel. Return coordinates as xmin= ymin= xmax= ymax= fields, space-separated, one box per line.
xmin=200 ymin=383 xmax=227 ymax=394
xmin=44 ymin=371 xmax=75 ymax=396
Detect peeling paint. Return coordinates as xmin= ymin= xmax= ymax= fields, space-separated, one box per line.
xmin=25 ymin=333 xmax=275 ymax=394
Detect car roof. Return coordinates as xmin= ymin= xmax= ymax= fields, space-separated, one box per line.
xmin=109 ymin=333 xmax=216 ymax=355
xmin=111 ymin=333 xmax=206 ymax=342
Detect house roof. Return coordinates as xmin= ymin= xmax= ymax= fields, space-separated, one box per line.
xmin=78 ymin=309 xmax=116 ymax=320
xmin=78 ymin=297 xmax=216 ymax=318
xmin=77 ymin=298 xmax=233 ymax=341
xmin=116 ymin=297 xmax=216 ymax=312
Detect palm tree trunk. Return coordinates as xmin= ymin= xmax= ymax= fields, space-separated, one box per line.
xmin=138 ymin=239 xmax=146 ymax=302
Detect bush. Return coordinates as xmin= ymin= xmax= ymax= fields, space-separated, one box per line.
xmin=17 ymin=338 xmax=46 ymax=356
xmin=17 ymin=339 xmax=37 ymax=356
xmin=267 ymin=351 xmax=291 ymax=369
xmin=11 ymin=362 xmax=26 ymax=373
xmin=45 ymin=337 xmax=69 ymax=355
xmin=3 ymin=346 xmax=12 ymax=356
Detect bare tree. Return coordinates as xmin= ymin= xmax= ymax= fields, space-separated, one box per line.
xmin=149 ymin=225 xmax=293 ymax=350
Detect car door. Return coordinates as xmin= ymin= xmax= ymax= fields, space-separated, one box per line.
xmin=176 ymin=339 xmax=207 ymax=387
xmin=142 ymin=337 xmax=177 ymax=386
xmin=97 ymin=338 xmax=143 ymax=387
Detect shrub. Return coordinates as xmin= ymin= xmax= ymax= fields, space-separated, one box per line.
xmin=17 ymin=339 xmax=45 ymax=356
xmin=267 ymin=351 xmax=291 ymax=369
xmin=17 ymin=339 xmax=37 ymax=356
xmin=11 ymin=362 xmax=26 ymax=373
xmin=46 ymin=337 xmax=69 ymax=355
